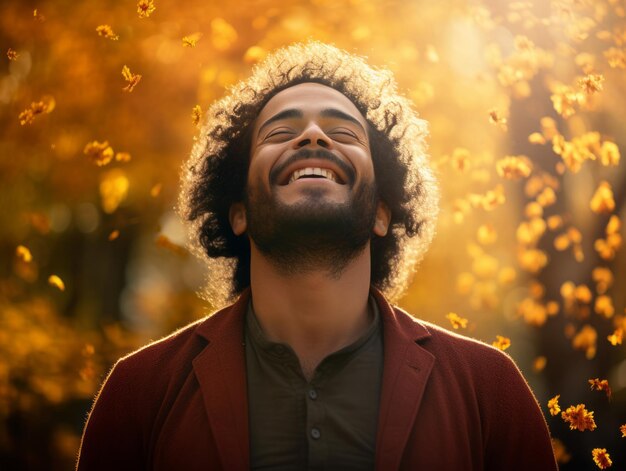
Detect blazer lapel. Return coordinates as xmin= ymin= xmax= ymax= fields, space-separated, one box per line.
xmin=193 ymin=291 xmax=251 ymax=470
xmin=372 ymin=289 xmax=435 ymax=471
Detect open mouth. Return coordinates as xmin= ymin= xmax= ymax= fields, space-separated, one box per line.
xmin=271 ymin=150 xmax=353 ymax=187
xmin=286 ymin=167 xmax=344 ymax=185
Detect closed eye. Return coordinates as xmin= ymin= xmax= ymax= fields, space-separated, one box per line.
xmin=265 ymin=128 xmax=296 ymax=140
xmin=329 ymin=128 xmax=364 ymax=144
xmin=330 ymin=129 xmax=356 ymax=137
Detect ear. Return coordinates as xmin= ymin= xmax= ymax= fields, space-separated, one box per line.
xmin=229 ymin=202 xmax=247 ymax=236
xmin=373 ymin=201 xmax=391 ymax=237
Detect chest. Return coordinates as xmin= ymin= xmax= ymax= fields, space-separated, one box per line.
xmin=245 ymin=331 xmax=384 ymax=470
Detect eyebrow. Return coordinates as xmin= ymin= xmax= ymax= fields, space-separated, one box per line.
xmin=320 ymin=108 xmax=366 ymax=133
xmin=257 ymin=107 xmax=366 ymax=136
xmin=257 ymin=109 xmax=302 ymax=136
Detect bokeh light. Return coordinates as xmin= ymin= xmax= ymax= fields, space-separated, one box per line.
xmin=1 ymin=0 xmax=625 ymax=468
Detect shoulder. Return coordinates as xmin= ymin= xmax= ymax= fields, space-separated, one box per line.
xmin=391 ymin=305 xmax=522 ymax=379
xmin=108 ymin=302 xmax=238 ymax=385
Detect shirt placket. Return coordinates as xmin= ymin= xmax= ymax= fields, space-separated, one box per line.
xmin=306 ymin=371 xmax=327 ymax=470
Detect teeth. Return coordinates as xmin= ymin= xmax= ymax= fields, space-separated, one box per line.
xmin=288 ymin=167 xmax=337 ymax=184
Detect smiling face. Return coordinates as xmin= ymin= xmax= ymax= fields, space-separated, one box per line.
xmin=250 ymin=82 xmax=374 ymax=206
xmin=229 ymin=82 xmax=390 ymax=275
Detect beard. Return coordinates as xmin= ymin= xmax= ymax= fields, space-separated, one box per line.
xmin=244 ymin=170 xmax=378 ymax=278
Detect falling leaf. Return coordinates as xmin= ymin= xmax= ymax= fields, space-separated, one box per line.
xmin=577 ymin=73 xmax=604 ymax=95
xmin=108 ymin=230 xmax=120 ymax=241
xmin=592 ymin=448 xmax=612 ymax=469
xmin=488 ymin=108 xmax=508 ymax=130
xmin=600 ymin=141 xmax=620 ymax=166
xmin=590 ymin=181 xmax=615 ymax=214
xmin=561 ymin=404 xmax=596 ymax=431
xmin=518 ymin=298 xmax=550 ymax=326
xmin=121 ymin=65 xmax=142 ymax=92
xmin=445 ymin=312 xmax=468 ymax=329
xmin=48 ymin=275 xmax=65 ymax=291
xmin=533 ymin=356 xmax=547 ymax=372
xmin=536 ymin=187 xmax=556 ymax=207
xmin=607 ymin=328 xmax=623 ymax=346
xmin=595 ymin=216 xmax=622 ymax=261
xmin=115 ymin=151 xmax=131 ymax=162
xmin=548 ymin=394 xmax=561 ymax=416
xmin=96 ymin=25 xmax=119 ymax=40
xmin=243 ymin=45 xmax=267 ymax=63
xmin=481 ymin=184 xmax=506 ymax=211
xmin=498 ymin=266 xmax=516 ymax=285
xmin=18 ymin=97 xmax=55 ymax=125
xmin=589 ymin=378 xmax=611 ymax=399
xmin=620 ymin=424 xmax=626 ymax=437
xmin=150 ymin=183 xmax=162 ymax=197
xmin=518 ymin=248 xmax=548 ymax=274
xmin=84 ymin=140 xmax=114 ymax=166
xmin=191 ymin=105 xmax=202 ymax=126
xmin=528 ymin=132 xmax=546 ymax=145
xmin=33 ymin=9 xmax=45 ymax=21
xmin=572 ymin=325 xmax=597 ymax=359
xmin=547 ymin=215 xmax=563 ymax=231
xmin=496 ymin=155 xmax=532 ymax=179
xmin=595 ymin=296 xmax=614 ymax=318
xmin=451 ymin=148 xmax=471 ymax=173
xmin=550 ymin=83 xmax=583 ymax=118
xmin=137 ymin=0 xmax=155 ymax=18
xmin=16 ymin=245 xmax=32 ymax=263
xmin=182 ymin=32 xmax=202 ymax=47
xmin=99 ymin=169 xmax=129 ymax=214
xmin=540 ymin=116 xmax=559 ymax=139
xmin=524 ymin=201 xmax=543 ymax=218
xmin=516 ymin=218 xmax=546 ymax=246
xmin=492 ymin=335 xmax=511 ymax=351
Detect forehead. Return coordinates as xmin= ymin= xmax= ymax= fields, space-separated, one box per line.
xmin=254 ymin=82 xmax=367 ymax=132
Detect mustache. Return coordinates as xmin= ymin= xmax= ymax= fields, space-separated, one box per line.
xmin=269 ymin=149 xmax=355 ymax=186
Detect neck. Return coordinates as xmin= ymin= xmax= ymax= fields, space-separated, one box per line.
xmin=249 ymin=242 xmax=373 ymax=377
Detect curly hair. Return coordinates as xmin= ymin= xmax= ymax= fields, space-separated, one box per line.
xmin=178 ymin=41 xmax=439 ymax=305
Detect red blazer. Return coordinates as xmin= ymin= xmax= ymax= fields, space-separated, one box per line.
xmin=77 ymin=289 xmax=557 ymax=470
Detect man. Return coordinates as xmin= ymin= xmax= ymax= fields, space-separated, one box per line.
xmin=77 ymin=42 xmax=557 ymax=470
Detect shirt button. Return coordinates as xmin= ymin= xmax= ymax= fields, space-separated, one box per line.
xmin=310 ymin=428 xmax=321 ymax=440
xmin=308 ymin=389 xmax=318 ymax=400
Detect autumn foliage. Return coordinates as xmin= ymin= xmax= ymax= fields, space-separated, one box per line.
xmin=1 ymin=0 xmax=625 ymax=469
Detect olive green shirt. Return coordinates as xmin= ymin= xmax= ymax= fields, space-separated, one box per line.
xmin=244 ymin=297 xmax=383 ymax=470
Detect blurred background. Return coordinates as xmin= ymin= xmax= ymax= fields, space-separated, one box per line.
xmin=1 ymin=0 xmax=625 ymax=469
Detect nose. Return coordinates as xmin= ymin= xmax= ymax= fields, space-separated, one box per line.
xmin=295 ymin=123 xmax=331 ymax=149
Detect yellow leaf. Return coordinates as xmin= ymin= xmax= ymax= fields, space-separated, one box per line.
xmin=492 ymin=335 xmax=511 ymax=351
xmin=96 ymin=25 xmax=119 ymax=40
xmin=445 ymin=312 xmax=468 ymax=329
xmin=137 ymin=0 xmax=155 ymax=18
xmin=48 ymin=275 xmax=65 ymax=291
xmin=121 ymin=65 xmax=142 ymax=92
xmin=16 ymin=245 xmax=32 ymax=263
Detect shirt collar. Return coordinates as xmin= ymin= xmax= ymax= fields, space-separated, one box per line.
xmin=245 ymin=296 xmax=381 ymax=363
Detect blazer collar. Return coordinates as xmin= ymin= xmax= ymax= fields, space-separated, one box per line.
xmin=192 ymin=288 xmax=435 ymax=471
xmin=371 ymin=288 xmax=435 ymax=471
xmin=193 ymin=289 xmax=251 ymax=470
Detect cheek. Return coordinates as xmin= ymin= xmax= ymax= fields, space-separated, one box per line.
xmin=247 ymin=150 xmax=272 ymax=183
xmin=348 ymin=148 xmax=375 ymax=179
